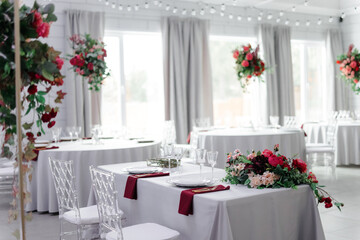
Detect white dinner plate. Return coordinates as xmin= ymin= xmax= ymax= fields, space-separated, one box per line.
xmin=169 ymin=177 xmax=214 ymax=188
xmin=124 ymin=167 xmax=162 ymax=174
xmin=34 ymin=143 xmax=49 ymax=148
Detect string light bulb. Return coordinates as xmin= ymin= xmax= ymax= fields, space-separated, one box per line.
xmin=144 ymin=2 xmax=149 ymax=8
xmin=306 ymin=20 xmax=310 ymax=26
xmin=285 ymin=19 xmax=289 ymax=25
xmin=292 ymin=6 xmax=296 ymax=12
xmin=341 ymin=12 xmax=346 ymax=18
xmin=118 ymin=4 xmax=123 ymax=10
xmin=329 ymin=16 xmax=333 ymax=23
xmin=182 ymin=9 xmax=187 ymax=15
xmin=105 ymin=0 xmax=109 ymax=6
xmin=304 ymin=0 xmax=309 ymax=7
xmin=247 ymin=16 xmax=252 ymax=21
xmin=221 ymin=3 xmax=226 ymax=11
xmin=111 ymin=2 xmax=115 ymax=8
xmin=134 ymin=4 xmax=139 ymax=11
xmin=191 ymin=9 xmax=196 ymax=16
xmin=220 ymin=11 xmax=225 ymax=17
xmin=295 ymin=20 xmax=300 ymax=26
xmin=210 ymin=7 xmax=216 ymax=14
xmin=173 ymin=7 xmax=178 ymax=13
xmin=237 ymin=15 xmax=242 ymax=21
xmin=317 ymin=18 xmax=322 ymax=25
xmin=229 ymin=14 xmax=233 ymax=19
xmin=127 ymin=5 xmax=132 ymax=11
xmin=153 ymin=0 xmax=159 ymax=5
xmin=200 ymin=8 xmax=205 ymax=15
xmin=257 ymin=15 xmax=262 ymax=21
xmin=267 ymin=13 xmax=273 ymax=19
xmin=165 ymin=4 xmax=170 ymax=11
xmin=158 ymin=1 xmax=162 ymax=7
xmin=276 ymin=18 xmax=281 ymax=23
xmin=279 ymin=11 xmax=284 ymax=16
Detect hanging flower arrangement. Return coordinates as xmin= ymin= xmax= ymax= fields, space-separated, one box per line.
xmin=69 ymin=34 xmax=110 ymax=91
xmin=0 ymin=0 xmax=65 ymax=224
xmin=337 ymin=44 xmax=360 ymax=94
xmin=233 ymin=44 xmax=266 ymax=91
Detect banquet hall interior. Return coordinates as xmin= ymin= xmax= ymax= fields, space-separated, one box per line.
xmin=1 ymin=0 xmax=360 ymax=239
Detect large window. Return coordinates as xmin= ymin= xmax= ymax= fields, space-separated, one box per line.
xmin=102 ymin=32 xmax=164 ymax=136
xmin=209 ymin=36 xmax=258 ymax=126
xmin=291 ymin=41 xmax=326 ymax=122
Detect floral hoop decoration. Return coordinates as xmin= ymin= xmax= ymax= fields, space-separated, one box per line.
xmin=233 ymin=44 xmax=265 ymax=90
xmin=69 ymin=34 xmax=110 ymax=91
xmin=0 ymin=0 xmax=64 ymax=224
xmin=337 ymin=44 xmax=360 ymax=94
xmin=223 ymin=145 xmax=343 ymax=211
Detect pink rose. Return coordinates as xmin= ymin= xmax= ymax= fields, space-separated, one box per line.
xmin=233 ymin=50 xmax=240 ymax=59
xmin=243 ymin=46 xmax=250 ymax=52
xmin=262 ymin=149 xmax=273 ymax=158
xmin=350 ymin=61 xmax=357 ymax=69
xmin=32 ymin=11 xmax=43 ymax=28
xmin=268 ymin=155 xmax=284 ymax=167
xmin=246 ymin=53 xmax=253 ymax=61
xmin=36 ymin=22 xmax=50 ymax=38
xmin=55 ymin=56 xmax=64 ymax=70
xmin=241 ymin=60 xmax=249 ymax=67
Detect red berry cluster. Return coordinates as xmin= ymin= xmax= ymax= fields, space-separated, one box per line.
xmin=319 ymin=197 xmax=333 ymax=208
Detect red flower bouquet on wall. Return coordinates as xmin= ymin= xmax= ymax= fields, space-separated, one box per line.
xmin=69 ymin=34 xmax=110 ymax=91
xmin=223 ymin=145 xmax=343 ymax=211
xmin=233 ymin=44 xmax=266 ymax=90
xmin=337 ymin=44 xmax=360 ymax=94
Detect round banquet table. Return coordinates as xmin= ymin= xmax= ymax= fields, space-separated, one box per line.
xmin=197 ymin=128 xmax=306 ymax=168
xmin=336 ymin=122 xmax=360 ymax=165
xmin=27 ymin=139 xmax=160 ymax=213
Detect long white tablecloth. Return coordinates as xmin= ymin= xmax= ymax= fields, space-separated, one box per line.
xmin=28 ymin=139 xmax=160 ymax=213
xmin=336 ymin=122 xmax=360 ymax=165
xmin=95 ymin=162 xmax=325 ymax=240
xmin=198 ymin=128 xmax=306 ymax=168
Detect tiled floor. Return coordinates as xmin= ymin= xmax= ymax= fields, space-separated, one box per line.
xmin=0 ymin=166 xmax=359 ymax=240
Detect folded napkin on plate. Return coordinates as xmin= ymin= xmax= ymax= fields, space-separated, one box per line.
xmin=32 ymin=146 xmax=59 ymax=161
xmin=178 ymin=185 xmax=230 ymax=216
xmin=124 ymin=172 xmax=169 ymax=200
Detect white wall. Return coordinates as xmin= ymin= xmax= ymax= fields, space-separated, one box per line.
xmin=22 ymin=0 xmax=345 ymax=136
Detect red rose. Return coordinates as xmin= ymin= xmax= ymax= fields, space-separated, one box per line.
xmin=37 ymin=132 xmax=41 ymax=137
xmin=87 ymin=62 xmax=94 ymax=71
xmin=36 ymin=22 xmax=50 ymax=38
xmin=70 ymin=56 xmax=77 ymax=66
xmin=324 ymin=197 xmax=332 ymax=203
xmin=77 ymin=59 xmax=85 ymax=67
xmin=26 ymin=132 xmax=36 ymax=142
xmin=283 ymin=163 xmax=291 ymax=171
xmin=233 ymin=50 xmax=240 ymax=59
xmin=336 ymin=60 xmax=341 ymax=64
xmin=48 ymin=121 xmax=56 ymax=128
xmin=319 ymin=197 xmax=325 ymax=203
xmin=32 ymin=11 xmax=43 ymax=28
xmin=325 ymin=203 xmax=333 ymax=208
xmin=268 ymin=155 xmax=284 ymax=167
xmin=354 ymin=79 xmax=359 ymax=84
xmin=247 ymin=75 xmax=252 ymax=78
xmin=55 ymin=56 xmax=64 ymax=70
xmin=260 ymin=61 xmax=265 ymax=67
xmin=356 ymin=67 xmax=359 ymax=72
xmin=254 ymin=66 xmax=260 ymax=71
xmin=41 ymin=113 xmax=52 ymax=123
xmin=241 ymin=60 xmax=249 ymax=67
xmin=243 ymin=46 xmax=250 ymax=52
xmin=246 ymin=53 xmax=253 ymax=61
xmin=293 ymin=158 xmax=307 ymax=173
xmin=262 ymin=149 xmax=273 ymax=158
xmin=50 ymin=108 xmax=57 ymax=118
xmin=28 ymin=85 xmax=37 ymax=95
xmin=350 ymin=61 xmax=357 ymax=69
xmin=102 ymin=48 xmax=107 ymax=57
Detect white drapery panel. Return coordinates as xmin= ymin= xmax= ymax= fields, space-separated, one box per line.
xmin=326 ymin=29 xmax=349 ymax=112
xmin=162 ymin=17 xmax=213 ymax=143
xmin=258 ymin=24 xmax=295 ymax=125
xmin=65 ymin=10 xmax=105 ymax=137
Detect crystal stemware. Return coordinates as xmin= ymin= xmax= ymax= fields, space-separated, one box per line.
xmin=207 ymin=151 xmax=218 ymax=181
xmin=73 ymin=126 xmax=82 ymax=141
xmin=66 ymin=127 xmax=73 ymax=141
xmin=163 ymin=143 xmax=174 ymax=173
xmin=195 ymin=149 xmax=207 ymax=178
xmin=52 ymin=127 xmax=62 ymax=144
xmin=172 ymin=147 xmax=185 ymax=175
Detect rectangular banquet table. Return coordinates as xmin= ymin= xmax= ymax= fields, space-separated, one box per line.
xmin=94 ymin=162 xmax=325 ymax=240
xmin=28 ymin=139 xmax=160 ymax=213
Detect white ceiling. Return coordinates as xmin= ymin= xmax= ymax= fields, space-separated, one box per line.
xmin=181 ymin=0 xmax=360 ymax=17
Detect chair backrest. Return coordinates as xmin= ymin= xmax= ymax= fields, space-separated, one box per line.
xmin=326 ymin=121 xmax=337 ymax=146
xmin=89 ymin=166 xmax=123 ymax=240
xmin=48 ymin=157 xmax=80 ymax=216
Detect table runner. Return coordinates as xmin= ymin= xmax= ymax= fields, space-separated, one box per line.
xmin=32 ymin=146 xmax=59 ymax=161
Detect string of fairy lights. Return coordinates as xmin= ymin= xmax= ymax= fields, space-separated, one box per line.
xmin=43 ymin=0 xmax=360 ymax=27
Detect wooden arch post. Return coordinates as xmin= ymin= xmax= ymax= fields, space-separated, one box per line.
xmin=14 ymin=0 xmax=26 ymax=239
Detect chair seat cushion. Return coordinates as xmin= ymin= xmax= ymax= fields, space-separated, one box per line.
xmin=63 ymin=205 xmax=100 ymax=225
xmin=106 ymin=223 xmax=180 ymax=240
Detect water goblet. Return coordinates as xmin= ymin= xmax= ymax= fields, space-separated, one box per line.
xmin=73 ymin=126 xmax=82 ymax=141
xmin=66 ymin=127 xmax=74 ymax=141
xmin=195 ymin=149 xmax=207 ymax=178
xmin=52 ymin=127 xmax=62 ymax=144
xmin=270 ymin=115 xmax=279 ymax=128
xmin=163 ymin=143 xmax=174 ymax=173
xmin=207 ymin=151 xmax=218 ymax=181
xmin=172 ymin=147 xmax=185 ymax=175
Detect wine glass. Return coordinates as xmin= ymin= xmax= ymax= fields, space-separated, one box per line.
xmin=73 ymin=126 xmax=82 ymax=141
xmin=172 ymin=147 xmax=185 ymax=175
xmin=163 ymin=143 xmax=174 ymax=172
xmin=66 ymin=127 xmax=74 ymax=141
xmin=195 ymin=149 xmax=207 ymax=178
xmin=207 ymin=151 xmax=218 ymax=181
xmin=51 ymin=127 xmax=62 ymax=144
xmin=270 ymin=116 xmax=279 ymax=128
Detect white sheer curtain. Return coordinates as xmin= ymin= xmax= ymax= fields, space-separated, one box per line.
xmin=258 ymin=24 xmax=295 ymax=125
xmin=326 ymin=29 xmax=349 ymax=112
xmin=162 ymin=17 xmax=213 ymax=143
xmin=65 ymin=10 xmax=105 ymax=137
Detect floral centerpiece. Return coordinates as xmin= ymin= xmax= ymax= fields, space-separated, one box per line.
xmin=223 ymin=144 xmax=343 ymax=210
xmin=337 ymin=44 xmax=360 ymax=94
xmin=0 ymin=0 xmax=65 ymax=226
xmin=233 ymin=44 xmax=265 ymax=90
xmin=69 ymin=34 xmax=110 ymax=91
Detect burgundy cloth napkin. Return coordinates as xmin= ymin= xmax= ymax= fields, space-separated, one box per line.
xmin=124 ymin=172 xmax=169 ymax=200
xmin=178 ymin=185 xmax=230 ymax=216
xmin=32 ymin=146 xmax=59 ymax=161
